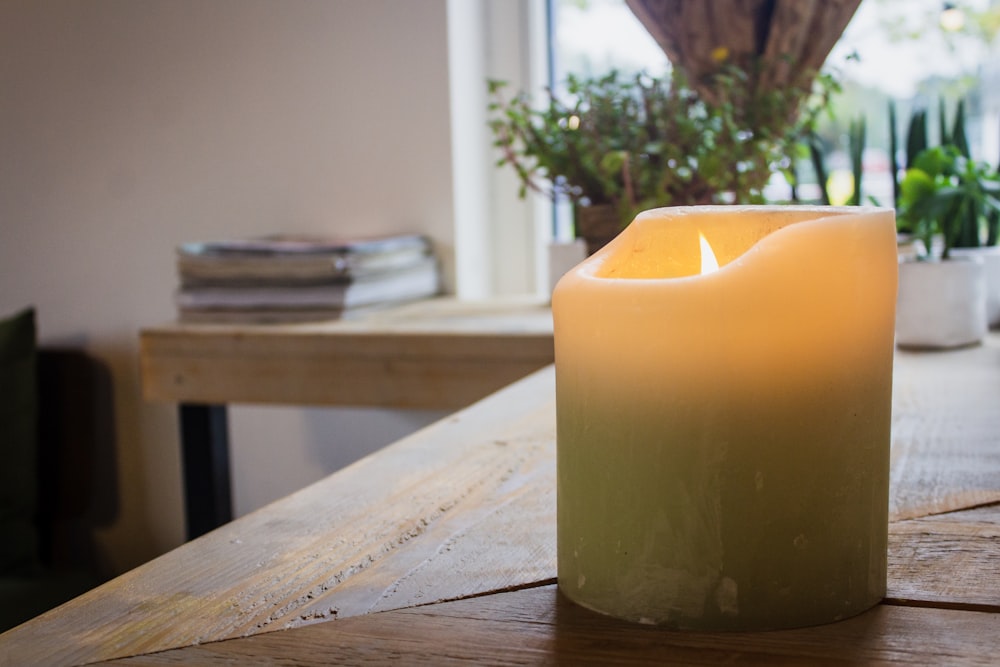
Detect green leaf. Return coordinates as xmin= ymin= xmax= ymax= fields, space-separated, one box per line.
xmin=889 ymin=100 xmax=900 ymax=208
xmin=911 ymin=145 xmax=956 ymax=177
xmin=599 ymin=151 xmax=627 ymax=178
xmin=899 ymin=168 xmax=936 ymax=205
xmin=952 ymin=98 xmax=971 ymax=157
xmin=905 ymin=110 xmax=928 ymax=168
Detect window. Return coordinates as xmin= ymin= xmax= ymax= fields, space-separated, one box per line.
xmin=550 ymin=0 xmax=1000 ymax=208
xmin=551 ymin=0 xmax=668 ymax=80
xmin=823 ymin=0 xmax=1000 ymax=205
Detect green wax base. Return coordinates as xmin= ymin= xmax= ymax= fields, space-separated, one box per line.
xmin=556 ymin=383 xmax=889 ymax=631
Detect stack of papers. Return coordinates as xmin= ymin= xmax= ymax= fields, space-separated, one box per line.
xmin=175 ymin=233 xmax=441 ymax=323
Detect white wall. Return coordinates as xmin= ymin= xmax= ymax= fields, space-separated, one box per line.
xmin=0 ymin=0 xmax=458 ymax=574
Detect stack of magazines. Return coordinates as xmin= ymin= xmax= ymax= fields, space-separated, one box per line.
xmin=175 ymin=233 xmax=441 ymax=323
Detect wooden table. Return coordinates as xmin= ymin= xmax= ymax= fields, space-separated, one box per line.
xmin=139 ymin=297 xmax=555 ymax=538
xmin=4 ymin=337 xmax=999 ymax=665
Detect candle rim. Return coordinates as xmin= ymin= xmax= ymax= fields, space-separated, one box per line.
xmin=571 ymin=205 xmax=894 ymax=284
xmin=634 ymin=204 xmax=888 ymax=220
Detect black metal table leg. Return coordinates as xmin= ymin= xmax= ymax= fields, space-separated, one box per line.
xmin=179 ymin=403 xmax=232 ymax=539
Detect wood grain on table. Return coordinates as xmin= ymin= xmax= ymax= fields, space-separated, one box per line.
xmin=101 ymin=586 xmax=998 ymax=666
xmin=3 ymin=338 xmax=999 ymax=665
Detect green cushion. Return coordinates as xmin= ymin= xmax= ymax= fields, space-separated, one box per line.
xmin=0 ymin=308 xmax=40 ymax=576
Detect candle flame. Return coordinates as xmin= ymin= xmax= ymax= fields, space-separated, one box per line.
xmin=699 ymin=232 xmax=719 ymax=275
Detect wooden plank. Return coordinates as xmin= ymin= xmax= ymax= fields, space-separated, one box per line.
xmin=100 ymin=585 xmax=1000 ymax=666
xmin=140 ymin=297 xmax=554 ymax=407
xmin=0 ymin=367 xmax=558 ymax=667
xmin=143 ymin=350 xmax=550 ymax=409
xmin=887 ymin=504 xmax=1000 ymax=610
xmin=889 ymin=337 xmax=1000 ymax=521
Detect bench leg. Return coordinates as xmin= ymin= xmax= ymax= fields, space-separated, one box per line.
xmin=179 ymin=404 xmax=232 ymax=539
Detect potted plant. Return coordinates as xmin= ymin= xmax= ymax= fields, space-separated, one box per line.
xmin=895 ymin=144 xmax=1000 ymax=348
xmin=939 ymin=101 xmax=1000 ymax=327
xmin=951 ymin=219 xmax=1000 ymax=329
xmin=487 ymin=66 xmax=824 ymax=255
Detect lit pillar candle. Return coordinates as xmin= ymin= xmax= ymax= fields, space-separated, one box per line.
xmin=553 ymin=205 xmax=897 ymax=630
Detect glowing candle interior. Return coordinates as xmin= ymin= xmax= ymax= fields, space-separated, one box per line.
xmin=553 ymin=205 xmax=898 ymax=630
xmin=699 ymin=232 xmax=719 ymax=274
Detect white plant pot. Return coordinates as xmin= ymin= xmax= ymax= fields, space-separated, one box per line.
xmin=949 ymin=246 xmax=1000 ymax=328
xmin=547 ymin=239 xmax=587 ymax=295
xmin=896 ymin=257 xmax=988 ymax=349
xmin=896 ymin=234 xmax=926 ymax=262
